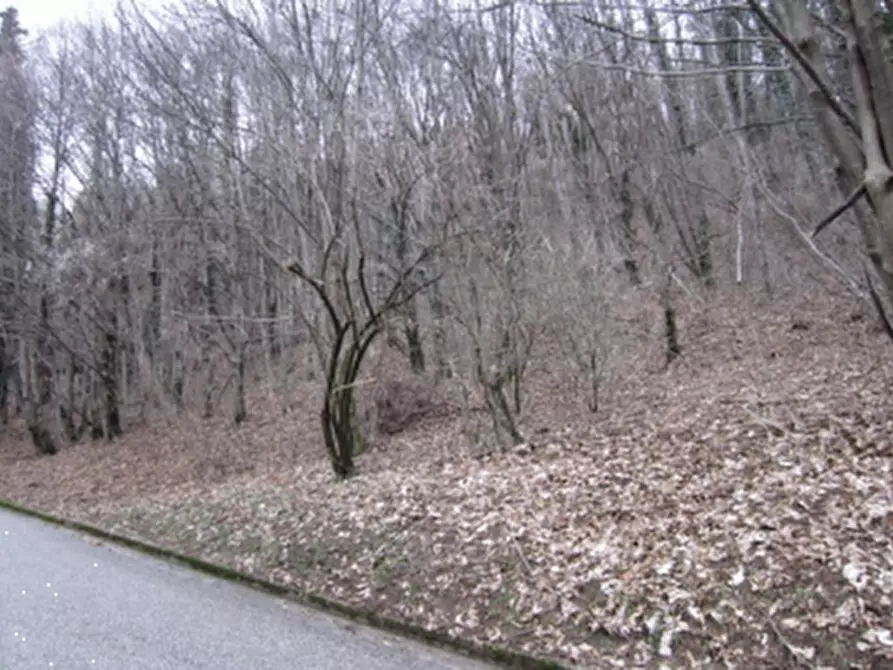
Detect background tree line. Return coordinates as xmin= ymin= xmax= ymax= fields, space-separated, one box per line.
xmin=1 ymin=0 xmax=890 ymax=475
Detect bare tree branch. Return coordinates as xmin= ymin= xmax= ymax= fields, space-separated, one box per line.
xmin=812 ymin=182 xmax=867 ymax=238
xmin=747 ymin=0 xmax=860 ymax=136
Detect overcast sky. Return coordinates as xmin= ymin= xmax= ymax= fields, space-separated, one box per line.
xmin=20 ymin=0 xmax=118 ymax=31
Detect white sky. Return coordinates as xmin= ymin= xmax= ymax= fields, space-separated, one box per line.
xmin=20 ymin=0 xmax=118 ymax=31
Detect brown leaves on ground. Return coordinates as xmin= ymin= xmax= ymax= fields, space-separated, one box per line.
xmin=1 ymin=293 xmax=892 ymax=668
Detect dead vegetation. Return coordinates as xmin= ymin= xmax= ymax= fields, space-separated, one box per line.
xmin=3 ymin=2 xmax=893 ymax=667
xmin=2 ymin=290 xmax=892 ymax=669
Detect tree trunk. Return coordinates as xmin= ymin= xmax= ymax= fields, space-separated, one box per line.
xmin=320 ymin=325 xmax=380 ymax=479
xmin=663 ymin=273 xmax=682 ymax=366
xmin=233 ymin=343 xmax=247 ymax=425
xmin=618 ymin=169 xmax=641 ymax=285
xmin=102 ymin=326 xmax=122 ymax=439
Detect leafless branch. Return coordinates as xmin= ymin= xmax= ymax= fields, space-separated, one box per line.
xmin=585 ymin=62 xmax=791 ymax=78
xmin=812 ymin=182 xmax=867 ymax=238
xmin=746 ymin=0 xmax=860 ymax=136
xmin=578 ymin=15 xmax=773 ymax=47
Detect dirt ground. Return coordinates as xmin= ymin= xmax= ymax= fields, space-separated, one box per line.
xmin=2 ymin=290 xmax=892 ymax=669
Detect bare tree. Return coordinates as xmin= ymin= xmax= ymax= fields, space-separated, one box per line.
xmin=11 ymin=0 xmax=883 ymax=469
xmin=0 ymin=7 xmax=60 ymax=453
xmin=749 ymin=0 xmax=893 ymax=335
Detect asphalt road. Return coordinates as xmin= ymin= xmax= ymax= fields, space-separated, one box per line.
xmin=0 ymin=508 xmax=494 ymax=670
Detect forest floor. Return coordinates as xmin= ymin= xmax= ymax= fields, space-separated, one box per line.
xmin=2 ymin=289 xmax=893 ymax=669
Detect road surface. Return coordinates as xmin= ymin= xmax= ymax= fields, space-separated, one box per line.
xmin=0 ymin=508 xmax=494 ymax=670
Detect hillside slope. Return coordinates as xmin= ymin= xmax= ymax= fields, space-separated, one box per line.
xmin=2 ymin=294 xmax=892 ymax=668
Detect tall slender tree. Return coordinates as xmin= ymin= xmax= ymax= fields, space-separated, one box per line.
xmin=0 ymin=7 xmax=46 ymax=450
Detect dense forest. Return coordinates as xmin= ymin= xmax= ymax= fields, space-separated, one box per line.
xmin=1 ymin=0 xmax=891 ymax=476
xmin=4 ymin=2 xmax=893 ymax=666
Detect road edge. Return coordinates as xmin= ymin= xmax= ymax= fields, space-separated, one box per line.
xmin=0 ymin=497 xmax=572 ymax=670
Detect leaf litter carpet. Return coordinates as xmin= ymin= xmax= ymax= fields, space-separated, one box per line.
xmin=1 ymin=300 xmax=892 ymax=668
